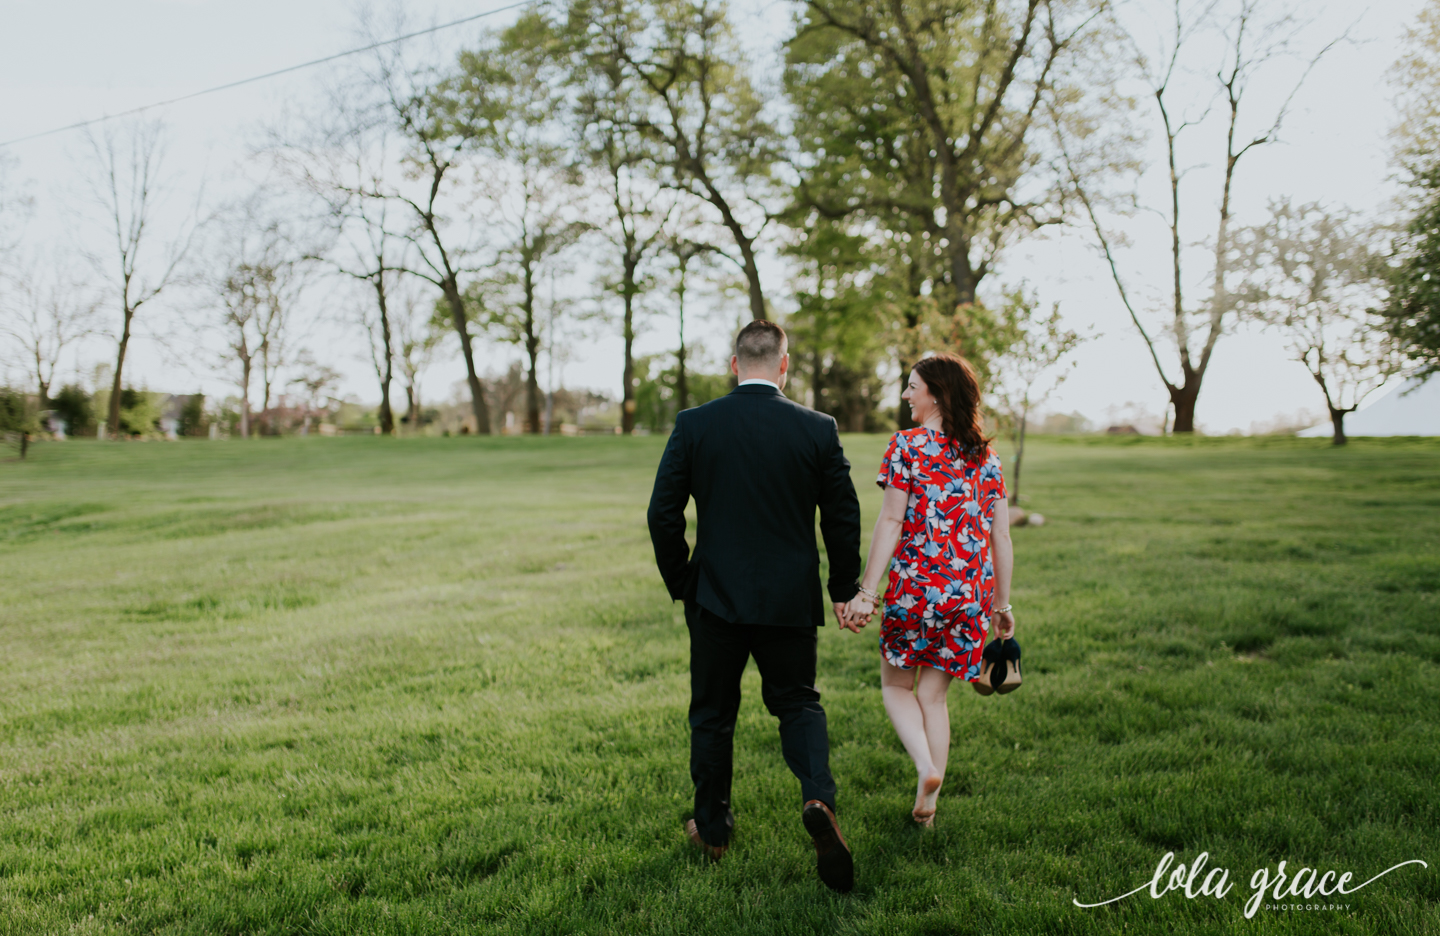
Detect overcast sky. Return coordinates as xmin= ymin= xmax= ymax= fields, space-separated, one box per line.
xmin=0 ymin=0 xmax=1427 ymax=432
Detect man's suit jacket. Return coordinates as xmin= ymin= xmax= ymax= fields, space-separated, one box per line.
xmin=646 ymin=383 xmax=862 ymax=627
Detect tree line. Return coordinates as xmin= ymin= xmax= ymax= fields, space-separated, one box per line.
xmin=3 ymin=0 xmax=1440 ymax=450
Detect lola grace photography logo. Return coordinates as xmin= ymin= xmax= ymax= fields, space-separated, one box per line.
xmin=1073 ymin=852 xmax=1429 ymax=918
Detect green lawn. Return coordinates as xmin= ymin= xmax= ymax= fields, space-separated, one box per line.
xmin=0 ymin=434 xmax=1437 ymax=935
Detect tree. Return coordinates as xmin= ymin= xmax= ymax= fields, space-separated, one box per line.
xmin=393 ymin=284 xmax=442 ymax=430
xmin=370 ymin=38 xmax=497 ymax=434
xmin=569 ymin=0 xmax=781 ymax=322
xmin=661 ymin=228 xmax=720 ymax=414
xmin=289 ymin=350 xmax=341 ymax=435
xmin=208 ymin=204 xmax=307 ymax=438
xmin=784 ymin=218 xmax=888 ymax=430
xmin=356 ymin=269 xmax=400 ymax=435
xmin=1234 ymin=200 xmax=1403 ymax=445
xmin=270 ymin=86 xmax=407 ymax=435
xmin=1383 ymin=2 xmax=1440 ymax=379
xmin=1388 ymin=0 xmax=1440 ymax=188
xmin=455 ymin=21 xmax=587 ymax=435
xmin=85 ymin=121 xmax=194 ymax=438
xmin=0 ymin=387 xmax=40 ymax=458
xmin=0 ymin=264 xmax=97 ymax=404
xmin=1060 ymin=0 xmax=1342 ymax=432
xmin=787 ymin=0 xmax=1121 ymax=424
xmin=1384 ymin=166 xmax=1440 ymax=381
xmin=990 ymin=289 xmax=1085 ymax=502
xmin=326 ymin=196 xmax=402 ymax=437
xmin=561 ymin=6 xmax=679 ymax=433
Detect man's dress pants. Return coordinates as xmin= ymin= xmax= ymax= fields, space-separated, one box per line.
xmin=686 ymin=603 xmax=837 ymax=847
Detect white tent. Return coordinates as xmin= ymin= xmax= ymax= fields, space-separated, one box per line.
xmin=1298 ymin=377 xmax=1440 ymax=437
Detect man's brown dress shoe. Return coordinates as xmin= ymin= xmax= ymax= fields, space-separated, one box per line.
xmin=685 ymin=819 xmax=728 ymax=862
xmin=802 ymin=800 xmax=854 ymax=892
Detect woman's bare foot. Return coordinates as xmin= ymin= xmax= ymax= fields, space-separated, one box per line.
xmin=912 ymin=772 xmax=942 ymax=825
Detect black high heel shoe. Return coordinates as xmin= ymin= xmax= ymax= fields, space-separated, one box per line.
xmin=973 ymin=637 xmax=1022 ymax=695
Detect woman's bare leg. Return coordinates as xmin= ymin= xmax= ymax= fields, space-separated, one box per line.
xmin=881 ymin=659 xmax=942 ymax=819
xmin=914 ymin=666 xmax=954 ymax=819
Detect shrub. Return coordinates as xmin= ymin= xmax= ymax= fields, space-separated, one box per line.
xmin=118 ymin=388 xmax=163 ymax=437
xmin=49 ymin=385 xmax=95 ymax=437
xmin=0 ymin=387 xmax=39 ymax=434
xmin=178 ymin=394 xmax=209 ymax=437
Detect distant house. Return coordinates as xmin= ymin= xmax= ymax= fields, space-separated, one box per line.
xmin=159 ymin=394 xmax=183 ymax=440
xmin=1298 ymin=378 xmax=1440 ymax=437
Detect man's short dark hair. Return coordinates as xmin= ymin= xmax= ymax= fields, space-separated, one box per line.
xmin=735 ymin=320 xmax=787 ymax=369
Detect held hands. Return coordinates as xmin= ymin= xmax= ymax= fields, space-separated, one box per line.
xmin=834 ymin=593 xmax=876 ymax=633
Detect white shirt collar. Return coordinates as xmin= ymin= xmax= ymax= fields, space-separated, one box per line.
xmin=737 ymin=378 xmax=780 ymax=389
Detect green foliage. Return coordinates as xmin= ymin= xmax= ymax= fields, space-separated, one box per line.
xmin=991 ymin=287 xmax=1086 ymax=432
xmin=0 ymin=387 xmax=39 ymax=435
xmin=48 ymin=384 xmax=94 ymax=437
xmin=1388 ymin=0 xmax=1440 ymax=185
xmin=0 ymin=436 xmax=1437 ymax=933
xmin=563 ymin=0 xmax=781 ymax=322
xmin=785 ymin=220 xmax=892 ymax=431
xmin=1385 ymin=165 xmax=1440 ymax=380
xmin=633 ymin=355 xmax=729 ymax=431
xmin=178 ymin=394 xmax=209 ymax=437
xmin=784 ymin=0 xmax=1122 ymax=371
xmin=116 ymin=387 xmax=163 ymax=437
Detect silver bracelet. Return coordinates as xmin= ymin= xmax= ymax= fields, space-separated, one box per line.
xmin=992 ymin=604 xmax=1013 ymax=615
xmin=855 ymin=583 xmax=881 ymax=602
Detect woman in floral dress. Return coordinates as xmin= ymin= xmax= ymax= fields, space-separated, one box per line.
xmin=846 ymin=353 xmax=1015 ymax=826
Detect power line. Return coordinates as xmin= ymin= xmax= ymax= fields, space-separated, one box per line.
xmin=0 ymin=1 xmax=530 ymax=149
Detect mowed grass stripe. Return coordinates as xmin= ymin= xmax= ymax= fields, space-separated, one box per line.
xmin=0 ymin=435 xmax=1436 ymax=935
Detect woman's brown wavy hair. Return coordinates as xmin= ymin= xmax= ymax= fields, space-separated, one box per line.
xmin=912 ymin=353 xmax=990 ymax=463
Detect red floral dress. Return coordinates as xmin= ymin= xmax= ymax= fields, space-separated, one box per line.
xmin=875 ymin=428 xmax=1007 ymax=681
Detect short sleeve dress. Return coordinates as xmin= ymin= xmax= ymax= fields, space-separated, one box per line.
xmin=875 ymin=428 xmax=1008 ymax=681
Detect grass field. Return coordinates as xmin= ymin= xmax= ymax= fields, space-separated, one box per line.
xmin=0 ymin=433 xmax=1437 ymax=935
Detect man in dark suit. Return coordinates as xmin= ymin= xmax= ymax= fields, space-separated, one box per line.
xmin=647 ymin=320 xmax=863 ymax=892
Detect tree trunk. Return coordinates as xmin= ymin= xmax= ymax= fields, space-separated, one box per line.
xmin=945 ymin=233 xmax=978 ymax=309
xmin=378 ymin=379 xmax=393 ymax=435
xmin=261 ymin=375 xmax=274 ymax=436
xmin=813 ymin=346 xmax=824 ymax=414
xmin=896 ymin=292 xmax=922 ymax=429
xmin=523 ymin=266 xmax=541 ymax=435
xmin=1169 ymin=379 xmax=1201 ymax=434
xmin=621 ymin=261 xmax=637 ymax=435
xmin=676 ymin=297 xmax=688 ymax=414
xmin=1329 ymin=407 xmax=1348 ymax=446
xmin=403 ymin=381 xmax=417 ymax=428
xmin=739 ymin=241 xmax=766 ymax=321
xmin=373 ymin=279 xmax=395 ymax=436
xmin=675 ymin=255 xmax=689 ymax=414
xmin=703 ymin=188 xmax=767 ymax=322
xmin=107 ymin=309 xmax=134 ymax=437
xmin=1010 ymin=408 xmax=1027 ymax=506
xmin=897 ymin=366 xmax=914 ymax=430
xmin=240 ymin=357 xmax=252 ymax=440
xmin=525 ymin=338 xmax=542 ymax=434
xmin=441 ymin=278 xmax=491 ymax=434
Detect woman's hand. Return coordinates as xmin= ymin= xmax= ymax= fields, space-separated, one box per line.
xmin=845 ymin=594 xmax=876 ymax=630
xmin=990 ymin=608 xmax=1015 ymax=640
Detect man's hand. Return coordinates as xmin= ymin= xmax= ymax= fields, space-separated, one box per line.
xmin=848 ymin=594 xmax=876 ymax=629
xmin=835 ymin=596 xmax=874 ymax=633
xmin=833 ymin=602 xmax=863 ymax=633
